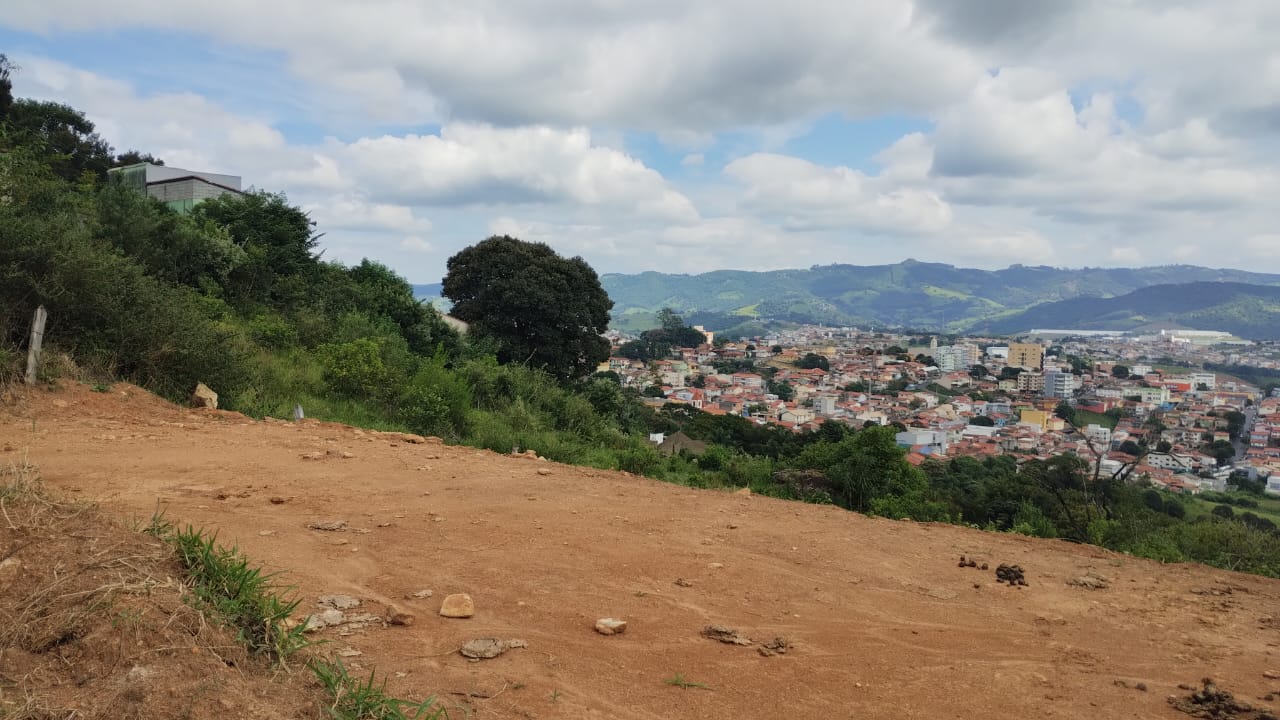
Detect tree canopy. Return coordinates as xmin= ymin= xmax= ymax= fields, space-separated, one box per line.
xmin=443 ymin=236 xmax=613 ymax=380
xmin=617 ymin=307 xmax=707 ymax=361
xmin=4 ymin=99 xmax=114 ymax=181
xmin=796 ymin=352 xmax=830 ymax=370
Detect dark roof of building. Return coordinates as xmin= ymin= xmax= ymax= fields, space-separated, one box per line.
xmin=148 ymin=175 xmax=244 ymax=196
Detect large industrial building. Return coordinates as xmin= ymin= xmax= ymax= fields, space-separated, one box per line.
xmin=107 ymin=162 xmax=243 ymax=213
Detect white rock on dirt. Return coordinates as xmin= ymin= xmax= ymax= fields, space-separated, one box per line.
xmin=304 ymin=608 xmax=347 ymax=631
xmin=595 ymin=618 xmax=627 ymax=635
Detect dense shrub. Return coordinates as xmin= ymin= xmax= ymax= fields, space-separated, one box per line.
xmin=319 ymin=339 xmax=391 ymax=399
xmin=398 ymin=355 xmax=472 ymax=439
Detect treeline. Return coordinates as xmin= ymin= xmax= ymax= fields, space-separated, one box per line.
xmin=3 ymin=68 xmax=1278 ymax=579
xmin=1203 ymin=362 xmax=1280 ymax=394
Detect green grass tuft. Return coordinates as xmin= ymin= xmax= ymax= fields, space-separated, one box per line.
xmin=165 ymin=524 xmax=309 ymax=662
xmin=310 ymin=658 xmax=447 ymax=719
xmin=664 ymin=673 xmax=713 ymax=690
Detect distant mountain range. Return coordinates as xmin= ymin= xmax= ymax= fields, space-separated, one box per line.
xmin=412 ymin=262 xmax=1280 ymax=339
xmin=596 ymin=261 xmax=1280 ymax=338
xmin=970 ymin=282 xmax=1280 ymax=339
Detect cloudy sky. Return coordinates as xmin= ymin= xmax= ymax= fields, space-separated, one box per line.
xmin=4 ymin=1 xmax=1280 ymax=282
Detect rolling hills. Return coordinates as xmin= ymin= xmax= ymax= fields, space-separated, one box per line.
xmin=596 ymin=261 xmax=1280 ymax=335
xmin=971 ymin=281 xmax=1280 ymax=339
xmin=413 ymin=262 xmax=1280 ymax=338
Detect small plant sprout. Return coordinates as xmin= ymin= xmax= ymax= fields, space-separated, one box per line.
xmin=664 ymin=673 xmax=713 ymax=690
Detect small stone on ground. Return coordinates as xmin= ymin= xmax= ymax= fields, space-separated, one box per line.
xmin=459 ymin=638 xmax=528 ymax=659
xmin=439 ymin=593 xmax=475 ymax=618
xmin=595 ymin=618 xmax=627 ymax=635
xmin=318 ymin=594 xmax=361 ymax=610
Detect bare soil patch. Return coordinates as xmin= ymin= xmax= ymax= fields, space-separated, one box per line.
xmin=5 ymin=381 xmax=1280 ymax=719
xmin=0 ymin=459 xmax=319 ymax=719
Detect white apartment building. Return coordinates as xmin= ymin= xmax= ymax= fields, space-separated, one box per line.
xmin=1043 ymin=370 xmax=1078 ymax=399
xmin=1191 ymin=372 xmax=1216 ymax=390
xmin=1139 ymin=386 xmax=1171 ymax=405
xmin=1084 ymin=424 xmax=1112 ymax=446
xmin=936 ymin=344 xmax=981 ymax=372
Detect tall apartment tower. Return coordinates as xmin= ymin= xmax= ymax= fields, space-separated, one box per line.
xmin=1007 ymin=343 xmax=1045 ymax=370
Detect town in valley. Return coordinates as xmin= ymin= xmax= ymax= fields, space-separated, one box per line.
xmin=604 ymin=322 xmax=1280 ymax=497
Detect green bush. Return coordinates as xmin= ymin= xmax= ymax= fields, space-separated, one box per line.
xmin=1008 ymin=501 xmax=1058 ymax=538
xmin=870 ymin=492 xmax=949 ymax=522
xmin=399 ymin=355 xmax=472 ymax=439
xmin=248 ymin=313 xmax=298 ymax=349
xmin=618 ymin=446 xmax=662 ymax=475
xmin=319 ymin=339 xmax=391 ymax=399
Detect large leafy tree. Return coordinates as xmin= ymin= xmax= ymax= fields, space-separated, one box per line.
xmin=792 ymin=425 xmax=927 ymax=513
xmin=344 ymin=259 xmax=457 ymax=355
xmin=4 ymin=99 xmax=114 ymax=181
xmin=192 ymin=191 xmax=320 ymax=308
xmin=443 ymin=236 xmax=612 ymax=380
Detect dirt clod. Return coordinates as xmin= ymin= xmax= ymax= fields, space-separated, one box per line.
xmin=1168 ymin=678 xmax=1274 ymax=719
xmin=1069 ymin=573 xmax=1110 ymax=590
xmin=702 ymin=624 xmax=752 ymax=646
xmin=385 ymin=604 xmax=415 ymax=626
xmin=306 ymin=520 xmax=347 ymax=531
xmin=996 ymin=564 xmax=1028 ymax=587
xmin=758 ymin=637 xmax=790 ymax=657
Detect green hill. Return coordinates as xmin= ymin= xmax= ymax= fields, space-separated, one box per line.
xmin=599 ymin=261 xmax=1280 ymax=334
xmin=970 ymin=282 xmax=1280 ymax=339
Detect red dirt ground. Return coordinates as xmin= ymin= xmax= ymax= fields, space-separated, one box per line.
xmin=4 ymin=381 xmax=1280 ymax=719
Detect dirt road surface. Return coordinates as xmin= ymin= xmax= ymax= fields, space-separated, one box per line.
xmin=4 ymin=383 xmax=1279 ymax=719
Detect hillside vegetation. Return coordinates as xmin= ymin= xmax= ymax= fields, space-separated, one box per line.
xmin=972 ymin=281 xmax=1280 ymax=338
xmin=600 ymin=261 xmax=1280 ymax=335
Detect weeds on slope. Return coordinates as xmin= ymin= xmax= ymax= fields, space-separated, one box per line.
xmin=158 ymin=520 xmax=310 ymax=661
xmin=311 ymin=658 xmax=447 ymax=719
xmin=147 ymin=512 xmax=447 ymax=718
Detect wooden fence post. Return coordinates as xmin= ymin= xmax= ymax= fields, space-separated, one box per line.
xmin=24 ymin=305 xmax=48 ymax=386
